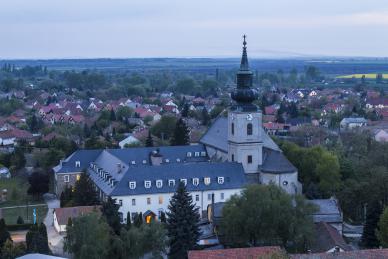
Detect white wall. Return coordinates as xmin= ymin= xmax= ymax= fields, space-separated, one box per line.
xmin=260 ymin=171 xmax=299 ymax=195
xmin=113 ymin=188 xmax=242 ymax=223
xmin=53 ymin=212 xmax=66 ymax=233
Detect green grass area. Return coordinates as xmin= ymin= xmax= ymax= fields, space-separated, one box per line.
xmin=337 ymin=73 xmax=388 ymax=79
xmin=0 ymin=176 xmax=44 ymax=207
xmin=1 ymin=205 xmax=48 ymax=224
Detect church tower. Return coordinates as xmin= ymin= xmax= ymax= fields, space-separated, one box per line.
xmin=228 ymin=35 xmax=263 ymax=175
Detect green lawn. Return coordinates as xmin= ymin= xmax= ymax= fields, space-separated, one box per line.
xmin=1 ymin=205 xmax=48 ymax=224
xmin=0 ymin=176 xmax=45 ymax=207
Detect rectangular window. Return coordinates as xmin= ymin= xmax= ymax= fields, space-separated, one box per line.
xmin=144 ymin=181 xmax=151 ymax=188
xmin=208 ymin=193 xmax=212 ymax=201
xmin=231 ymin=122 xmax=234 ymax=135
xmin=129 ymin=181 xmax=136 ymax=189
xmin=192 ymin=178 xmax=199 ymax=186
xmin=159 ymin=196 xmax=163 ymax=204
xmin=187 ymin=152 xmax=192 ymax=157
xmin=75 ymin=161 xmax=80 ymax=167
xmin=231 ymin=154 xmax=234 ymax=162
xmin=131 ymin=213 xmax=136 ymax=221
xmin=64 ymin=175 xmax=69 ymax=183
xmin=218 ymin=177 xmax=224 ymax=184
xmin=196 ymin=195 xmax=200 ymax=202
xmin=221 ymin=193 xmax=225 ymax=200
xmin=119 ymin=199 xmax=123 ymax=206
xmin=76 ymin=174 xmax=80 ymax=181
xmin=132 ymin=199 xmax=136 ymax=206
xmin=204 ymin=177 xmax=211 ymax=185
xmin=194 ymin=152 xmax=200 ymax=157
xmin=248 ymin=155 xmax=253 ymax=164
xmin=200 ymin=151 xmax=206 ymax=157
xmin=168 ymin=179 xmax=175 ymax=187
xmin=156 ymin=180 xmax=163 ymax=188
xmin=147 ymin=197 xmax=151 ymax=205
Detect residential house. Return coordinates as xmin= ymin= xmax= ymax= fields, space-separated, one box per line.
xmin=291 ymin=249 xmax=388 ymax=259
xmin=307 ymin=198 xmax=343 ymax=233
xmin=188 ymin=247 xmax=283 ymax=259
xmin=340 ymin=118 xmax=367 ymax=131
xmin=118 ymin=134 xmax=140 ymax=148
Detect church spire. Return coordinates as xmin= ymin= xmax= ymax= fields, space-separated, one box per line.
xmin=240 ymin=35 xmax=249 ymax=71
xmin=231 ymin=35 xmax=258 ymax=111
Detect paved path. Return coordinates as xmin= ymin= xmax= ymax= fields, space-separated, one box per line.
xmin=43 ymin=193 xmax=66 ymax=257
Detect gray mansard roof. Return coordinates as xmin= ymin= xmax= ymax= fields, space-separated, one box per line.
xmin=261 ymin=148 xmax=297 ymax=174
xmin=200 ymin=116 xmax=280 ymax=152
xmin=307 ymin=199 xmax=342 ymax=224
xmin=54 ymin=145 xmax=208 ymax=174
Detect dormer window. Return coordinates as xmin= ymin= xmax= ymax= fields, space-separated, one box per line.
xmin=165 ymin=159 xmax=170 ymax=163
xmin=156 ymin=180 xmax=163 ymax=188
xmin=176 ymin=158 xmax=181 ymax=162
xmin=218 ymin=177 xmax=224 ymax=184
xmin=75 ymin=161 xmax=80 ymax=167
xmin=194 ymin=152 xmax=200 ymax=157
xmin=204 ymin=177 xmax=211 ymax=185
xmin=180 ymin=179 xmax=187 ymax=186
xmin=131 ymin=161 xmax=136 ymax=165
xmin=200 ymin=151 xmax=206 ymax=157
xmin=192 ymin=178 xmax=199 ymax=186
xmin=168 ymin=179 xmax=175 ymax=187
xmin=187 ymin=152 xmax=192 ymax=157
xmin=142 ymin=160 xmax=147 ymax=164
xmin=129 ymin=181 xmax=136 ymax=189
xmin=144 ymin=181 xmax=151 ymax=188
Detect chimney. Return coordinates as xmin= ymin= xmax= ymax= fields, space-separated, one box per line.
xmin=149 ymin=149 xmax=163 ymax=166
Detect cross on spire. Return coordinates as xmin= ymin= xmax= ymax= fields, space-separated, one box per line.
xmin=243 ymin=34 xmax=247 ymax=47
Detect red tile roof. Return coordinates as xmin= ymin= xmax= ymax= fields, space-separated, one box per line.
xmin=54 ymin=205 xmax=101 ymax=225
xmin=291 ymin=249 xmax=388 ymax=259
xmin=188 ymin=246 xmax=283 ymax=259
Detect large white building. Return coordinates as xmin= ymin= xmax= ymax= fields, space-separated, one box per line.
xmin=53 ymin=37 xmax=301 ymax=223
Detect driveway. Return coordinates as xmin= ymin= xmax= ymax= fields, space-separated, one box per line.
xmin=43 ymin=193 xmax=66 ymax=257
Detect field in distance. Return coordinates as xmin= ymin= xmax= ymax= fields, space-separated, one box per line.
xmin=337 ymin=73 xmax=388 ymax=79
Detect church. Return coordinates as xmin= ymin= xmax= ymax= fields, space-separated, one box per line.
xmin=53 ymin=37 xmax=301 ymax=223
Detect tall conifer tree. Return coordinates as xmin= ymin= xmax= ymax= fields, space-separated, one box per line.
xmin=171 ymin=118 xmax=189 ymax=146
xmin=166 ymin=182 xmax=200 ymax=259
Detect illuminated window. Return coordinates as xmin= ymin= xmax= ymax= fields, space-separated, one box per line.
xmin=180 ymin=179 xmax=187 ymax=186
xmin=156 ymin=180 xmax=163 ymax=188
xmin=192 ymin=178 xmax=199 ymax=186
xmin=144 ymin=181 xmax=151 ymax=188
xmin=129 ymin=181 xmax=136 ymax=189
xmin=168 ymin=179 xmax=175 ymax=187
xmin=217 ymin=177 xmax=224 ymax=184
xmin=147 ymin=197 xmax=151 ymax=205
xmin=204 ymin=177 xmax=211 ymax=185
xmin=247 ymin=123 xmax=253 ymax=135
xmin=76 ymin=174 xmax=80 ymax=181
xmin=146 ymin=215 xmax=152 ymax=224
xmin=247 ymin=155 xmax=252 ymax=164
xmin=159 ymin=196 xmax=163 ymax=204
xmin=132 ymin=199 xmax=136 ymax=206
xmin=64 ymin=175 xmax=69 ymax=183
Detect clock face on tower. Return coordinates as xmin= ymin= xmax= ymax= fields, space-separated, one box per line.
xmin=246 ymin=114 xmax=253 ymax=121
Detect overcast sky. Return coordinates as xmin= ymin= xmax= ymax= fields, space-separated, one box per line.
xmin=1 ymin=0 xmax=387 ymax=59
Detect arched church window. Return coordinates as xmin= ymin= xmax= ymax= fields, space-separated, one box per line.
xmin=231 ymin=123 xmax=235 ymax=135
xmin=247 ymin=123 xmax=253 ymax=135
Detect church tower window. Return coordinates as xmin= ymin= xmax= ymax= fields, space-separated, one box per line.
xmin=247 ymin=155 xmax=252 ymax=164
xmin=247 ymin=123 xmax=253 ymax=135
xmin=231 ymin=123 xmax=235 ymax=135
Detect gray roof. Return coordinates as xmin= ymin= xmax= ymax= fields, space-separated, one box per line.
xmin=341 ymin=117 xmax=367 ymax=124
xmin=108 ymin=162 xmax=246 ymax=196
xmin=200 ymin=117 xmax=280 ymax=153
xmin=54 ymin=145 xmax=207 ymax=175
xmin=17 ymin=254 xmax=67 ymax=259
xmin=261 ymin=148 xmax=297 ymax=174
xmin=307 ymin=199 xmax=342 ymax=223
xmin=53 ymin=149 xmax=102 ymax=174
